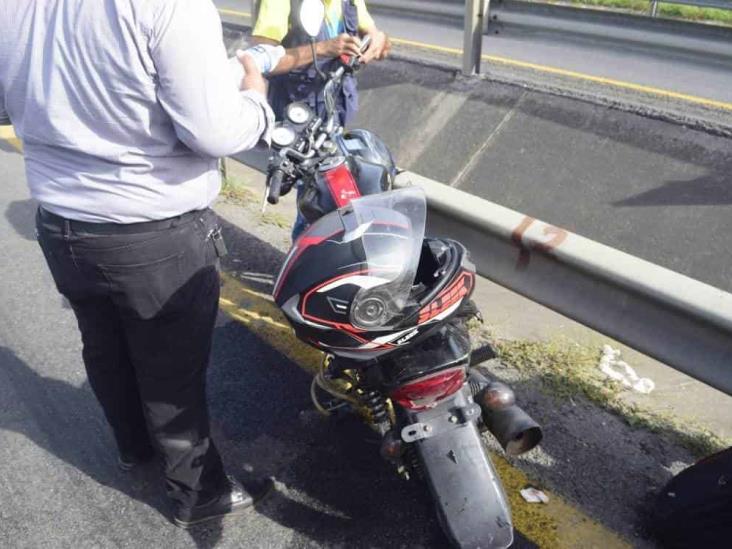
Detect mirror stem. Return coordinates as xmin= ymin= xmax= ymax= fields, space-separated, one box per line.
xmin=310 ymin=38 xmax=327 ymax=80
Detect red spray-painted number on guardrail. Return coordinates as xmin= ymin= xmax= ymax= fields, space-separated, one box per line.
xmin=511 ymin=216 xmax=568 ymax=270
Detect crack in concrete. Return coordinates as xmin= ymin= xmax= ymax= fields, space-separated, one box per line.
xmin=450 ymin=91 xmax=525 ymax=188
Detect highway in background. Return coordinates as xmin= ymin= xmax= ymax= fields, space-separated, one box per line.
xmin=218 ymin=7 xmax=732 ymax=293
xmin=216 ymin=0 xmax=732 ymax=106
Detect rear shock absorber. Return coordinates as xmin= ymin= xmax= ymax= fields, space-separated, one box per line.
xmin=361 ymin=388 xmax=390 ymax=434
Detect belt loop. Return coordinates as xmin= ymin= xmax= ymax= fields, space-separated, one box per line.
xmin=63 ymin=219 xmax=71 ymax=240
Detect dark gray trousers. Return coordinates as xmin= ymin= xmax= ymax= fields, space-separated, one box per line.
xmin=35 ymin=206 xmax=227 ymax=510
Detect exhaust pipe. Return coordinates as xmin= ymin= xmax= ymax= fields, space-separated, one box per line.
xmin=469 ymin=370 xmax=543 ymax=456
xmin=481 ymin=397 xmax=543 ymax=455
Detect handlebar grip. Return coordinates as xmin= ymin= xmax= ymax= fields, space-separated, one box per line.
xmin=340 ymin=35 xmax=373 ymax=69
xmin=267 ymin=169 xmax=284 ymax=205
xmin=360 ymin=35 xmax=372 ymax=54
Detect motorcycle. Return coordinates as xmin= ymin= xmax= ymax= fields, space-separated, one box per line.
xmin=261 ymin=2 xmax=543 ymax=546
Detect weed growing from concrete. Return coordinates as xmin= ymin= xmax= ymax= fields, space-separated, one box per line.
xmin=259 ymin=211 xmax=291 ymax=229
xmin=221 ymin=174 xmax=257 ymax=206
xmin=479 ymin=332 xmax=730 ymax=458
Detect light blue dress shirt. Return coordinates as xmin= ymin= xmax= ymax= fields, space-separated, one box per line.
xmin=0 ymin=0 xmax=272 ymax=223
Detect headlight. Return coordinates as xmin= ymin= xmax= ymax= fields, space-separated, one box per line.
xmin=271 ymin=125 xmax=296 ymax=148
xmin=286 ymin=102 xmax=313 ymax=125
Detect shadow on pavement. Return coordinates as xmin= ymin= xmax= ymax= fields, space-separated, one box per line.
xmin=5 ymin=198 xmax=37 ymax=241
xmin=205 ymin=320 xmax=453 ymax=547
xmin=0 ymin=345 xmax=170 ymax=520
xmin=216 ymin=216 xmax=697 ymax=546
xmin=613 ymin=174 xmax=732 ymax=207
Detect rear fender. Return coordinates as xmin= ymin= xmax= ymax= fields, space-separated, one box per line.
xmin=406 ymin=387 xmax=513 ymax=549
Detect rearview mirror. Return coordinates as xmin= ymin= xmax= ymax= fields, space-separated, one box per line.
xmin=299 ymin=0 xmax=325 ymax=38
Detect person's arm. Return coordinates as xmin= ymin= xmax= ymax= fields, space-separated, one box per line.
xmin=251 ymin=35 xmax=362 ymax=75
xmin=356 ymin=1 xmax=390 ymax=64
xmin=149 ymin=0 xmax=273 ymax=158
xmin=251 ymin=0 xmax=362 ymax=75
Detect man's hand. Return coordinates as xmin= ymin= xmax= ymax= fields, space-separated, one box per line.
xmin=317 ymin=33 xmax=362 ymax=59
xmin=238 ymin=52 xmax=267 ymax=96
xmin=360 ymin=29 xmax=390 ymax=64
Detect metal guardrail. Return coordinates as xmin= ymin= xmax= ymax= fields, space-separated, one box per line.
xmin=224 ymin=13 xmax=732 ymax=395
xmin=228 ymin=135 xmax=732 ymax=397
xmin=368 ymin=0 xmax=732 ymax=74
xmin=371 ymin=0 xmax=732 ymax=17
xmin=394 ymin=172 xmax=732 ymax=397
xmin=489 ymin=0 xmax=732 ymax=56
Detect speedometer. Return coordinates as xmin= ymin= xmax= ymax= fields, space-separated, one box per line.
xmin=271 ymin=125 xmax=297 ymax=147
xmin=286 ymin=102 xmax=313 ymax=125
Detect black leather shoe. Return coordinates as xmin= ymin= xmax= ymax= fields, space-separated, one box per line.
xmin=117 ymin=450 xmax=155 ymax=472
xmin=173 ymin=476 xmax=272 ymax=529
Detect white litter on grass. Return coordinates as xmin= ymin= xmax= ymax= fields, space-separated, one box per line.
xmin=520 ymin=487 xmax=550 ymax=504
xmin=598 ymin=345 xmax=655 ymax=394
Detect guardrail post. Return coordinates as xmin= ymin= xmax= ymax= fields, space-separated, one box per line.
xmin=463 ymin=0 xmax=488 ymax=75
xmin=649 ymin=0 xmax=659 ymax=16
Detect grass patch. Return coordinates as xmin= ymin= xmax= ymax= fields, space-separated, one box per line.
xmin=493 ymin=337 xmax=731 ymax=457
xmin=220 ymin=168 xmax=292 ymax=230
xmin=550 ymin=0 xmax=732 ymax=26
xmin=220 ymin=173 xmax=257 ymax=206
xmin=259 ymin=211 xmax=291 ymax=229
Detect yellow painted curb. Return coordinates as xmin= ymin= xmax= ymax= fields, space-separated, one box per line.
xmin=218 ymin=8 xmax=252 ymax=19
xmin=0 ymin=125 xmax=22 ymax=153
xmin=219 ymin=271 xmax=323 ymax=375
xmin=219 ymin=270 xmax=631 ymax=549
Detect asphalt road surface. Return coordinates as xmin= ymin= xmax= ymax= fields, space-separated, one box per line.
xmin=1 ymin=140 xmax=703 ymax=547
xmin=0 ymin=146 xmax=552 ymax=548
xmin=3 ymin=5 xmax=729 ymax=544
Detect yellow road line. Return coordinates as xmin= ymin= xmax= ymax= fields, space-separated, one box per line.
xmin=483 ymin=54 xmax=732 ymax=112
xmin=219 ymin=7 xmax=730 ymax=112
xmin=219 ymin=270 xmax=630 ymax=549
xmin=0 ymin=125 xmax=23 ymax=153
xmin=390 ymin=36 xmax=732 ymax=112
xmin=218 ymin=8 xmax=252 ymax=19
xmin=390 ymin=36 xmax=464 ymax=56
xmin=219 ymin=273 xmax=323 ymax=374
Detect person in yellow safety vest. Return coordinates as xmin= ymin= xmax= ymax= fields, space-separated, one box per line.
xmin=251 ymin=0 xmax=390 ymax=126
xmin=252 ymin=0 xmax=390 ymax=239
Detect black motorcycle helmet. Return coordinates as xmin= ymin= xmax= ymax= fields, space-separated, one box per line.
xmin=274 ymin=187 xmax=476 ymax=361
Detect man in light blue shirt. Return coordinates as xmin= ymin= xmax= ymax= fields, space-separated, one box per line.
xmin=1 ymin=0 xmax=273 ymax=527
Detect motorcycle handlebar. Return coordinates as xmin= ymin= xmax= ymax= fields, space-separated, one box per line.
xmin=336 ymin=35 xmax=372 ymax=73
xmin=267 ymin=169 xmax=284 ymax=205
xmin=324 ymin=35 xmax=373 ymax=122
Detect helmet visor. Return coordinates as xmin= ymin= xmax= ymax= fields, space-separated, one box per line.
xmin=340 ymin=187 xmax=427 ymax=330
